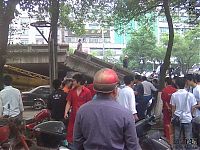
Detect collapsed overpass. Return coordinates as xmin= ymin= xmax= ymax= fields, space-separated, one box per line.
xmin=5 ymin=45 xmax=134 ymax=90
xmin=65 ymin=50 xmax=134 ymax=80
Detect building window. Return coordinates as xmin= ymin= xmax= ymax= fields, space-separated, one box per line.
xmin=89 ymin=38 xmax=99 ymax=43
xmin=21 ymin=39 xmax=29 ymax=44
xmin=65 ymin=37 xmax=78 ymax=43
xmin=22 ymin=29 xmax=29 ymax=36
xmin=36 ymin=39 xmax=44 ymax=44
xmin=104 ymin=38 xmax=110 ymax=43
xmin=159 ymin=16 xmax=166 ymax=22
xmin=160 ymin=27 xmax=168 ymax=34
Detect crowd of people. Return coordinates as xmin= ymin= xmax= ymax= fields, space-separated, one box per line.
xmin=0 ymin=69 xmax=200 ymax=149
xmin=47 ymin=69 xmax=159 ymax=149
xmin=162 ymin=74 xmax=200 ymax=149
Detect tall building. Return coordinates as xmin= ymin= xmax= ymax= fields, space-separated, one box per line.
xmin=8 ymin=10 xmax=194 ymax=60
xmin=156 ymin=10 xmax=192 ymax=42
xmin=8 ymin=13 xmax=126 ymax=60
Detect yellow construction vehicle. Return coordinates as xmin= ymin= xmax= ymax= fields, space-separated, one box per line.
xmin=3 ymin=65 xmax=49 ymax=90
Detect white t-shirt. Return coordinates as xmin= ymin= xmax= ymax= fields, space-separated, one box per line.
xmin=192 ymin=85 xmax=200 ymax=116
xmin=142 ymin=80 xmax=157 ymax=96
xmin=170 ymin=89 xmax=197 ymax=123
xmin=117 ymin=86 xmax=137 ymax=114
xmin=193 ymin=85 xmax=200 ymax=101
xmin=0 ymin=86 xmax=24 ymax=117
xmin=0 ymin=98 xmax=2 ymax=116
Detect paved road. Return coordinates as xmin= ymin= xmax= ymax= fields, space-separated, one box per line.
xmin=23 ymin=106 xmax=39 ymax=119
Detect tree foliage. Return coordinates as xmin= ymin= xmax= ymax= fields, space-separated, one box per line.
xmin=0 ymin=0 xmax=111 ymax=89
xmin=160 ymin=25 xmax=200 ymax=74
xmin=109 ymin=0 xmax=199 ymax=91
xmin=112 ymin=0 xmax=200 ymax=30
xmin=123 ymin=17 xmax=157 ymax=72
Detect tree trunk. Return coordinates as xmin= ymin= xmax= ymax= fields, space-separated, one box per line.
xmin=49 ymin=0 xmax=59 ymax=90
xmin=154 ymin=0 xmax=174 ymax=118
xmin=177 ymin=59 xmax=184 ymax=75
xmin=140 ymin=59 xmax=145 ymax=73
xmin=0 ymin=23 xmax=9 ymax=90
xmin=159 ymin=0 xmax=174 ymax=91
xmin=0 ymin=1 xmax=18 ymax=90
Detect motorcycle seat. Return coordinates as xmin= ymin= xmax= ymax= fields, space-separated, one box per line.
xmin=25 ymin=118 xmax=34 ymax=124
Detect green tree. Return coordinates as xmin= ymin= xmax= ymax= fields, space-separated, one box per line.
xmin=110 ymin=0 xmax=199 ymax=90
xmin=0 ymin=0 xmax=111 ymax=89
xmin=124 ymin=21 xmax=157 ymax=73
xmin=103 ymin=49 xmax=119 ymax=63
xmin=160 ymin=26 xmax=200 ymax=74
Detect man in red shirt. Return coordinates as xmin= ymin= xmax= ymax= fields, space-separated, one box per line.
xmin=86 ymin=83 xmax=96 ymax=98
xmin=161 ymin=77 xmax=176 ymax=142
xmin=64 ymin=73 xmax=92 ymax=148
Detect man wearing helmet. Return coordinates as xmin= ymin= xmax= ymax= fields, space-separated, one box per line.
xmin=73 ymin=68 xmax=141 ymax=150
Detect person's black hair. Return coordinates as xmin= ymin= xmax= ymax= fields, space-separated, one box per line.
xmin=173 ymin=76 xmax=178 ymax=80
xmin=3 ymin=75 xmax=13 ymax=86
xmin=135 ymin=74 xmax=142 ymax=81
xmin=124 ymin=75 xmax=134 ymax=85
xmin=53 ymin=79 xmax=61 ymax=90
xmin=142 ymin=76 xmax=147 ymax=81
xmin=195 ymin=74 xmax=200 ymax=83
xmin=85 ymin=77 xmax=93 ymax=84
xmin=175 ymin=77 xmax=186 ymax=89
xmin=152 ymin=78 xmax=158 ymax=84
xmin=73 ymin=73 xmax=86 ymax=85
xmin=185 ymin=74 xmax=196 ymax=82
xmin=165 ymin=77 xmax=173 ymax=85
xmin=63 ymin=78 xmax=73 ymax=85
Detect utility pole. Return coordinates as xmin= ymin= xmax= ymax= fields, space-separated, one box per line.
xmin=30 ymin=0 xmax=60 ymax=92
xmin=49 ymin=0 xmax=59 ymax=91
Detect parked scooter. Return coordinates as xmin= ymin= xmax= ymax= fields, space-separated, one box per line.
xmin=136 ymin=115 xmax=172 ymax=150
xmin=33 ymin=121 xmax=70 ymax=149
xmin=25 ymin=109 xmax=51 ymax=130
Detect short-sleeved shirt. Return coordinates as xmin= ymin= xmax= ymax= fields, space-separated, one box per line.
xmin=161 ymin=85 xmax=176 ymax=110
xmin=192 ymin=85 xmax=200 ymax=116
xmin=133 ymin=83 xmax=144 ymax=103
xmin=66 ymin=86 xmax=92 ymax=143
xmin=47 ymin=89 xmax=67 ymax=120
xmin=142 ymin=80 xmax=157 ymax=96
xmin=170 ymin=89 xmax=197 ymax=123
xmin=192 ymin=85 xmax=200 ymax=102
xmin=117 ymin=86 xmax=137 ymax=114
xmin=86 ymin=83 xmax=96 ymax=98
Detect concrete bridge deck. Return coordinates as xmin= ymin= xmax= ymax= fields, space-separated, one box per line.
xmin=64 ymin=50 xmax=134 ymax=80
xmin=6 ymin=44 xmax=134 ymax=81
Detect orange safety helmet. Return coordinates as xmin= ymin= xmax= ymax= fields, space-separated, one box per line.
xmin=93 ymin=68 xmax=119 ymax=93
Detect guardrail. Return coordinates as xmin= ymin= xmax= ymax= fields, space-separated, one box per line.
xmin=7 ymin=44 xmax=69 ymax=53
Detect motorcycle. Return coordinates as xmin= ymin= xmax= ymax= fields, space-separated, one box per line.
xmin=25 ymin=109 xmax=70 ymax=149
xmin=0 ymin=116 xmax=34 ymax=150
xmin=136 ymin=115 xmax=172 ymax=150
xmin=33 ymin=121 xmax=69 ymax=150
xmin=25 ymin=109 xmax=51 ymax=131
xmin=0 ymin=104 xmax=69 ymax=150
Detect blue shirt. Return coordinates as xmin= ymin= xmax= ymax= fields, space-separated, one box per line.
xmin=73 ymin=95 xmax=141 ymax=150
